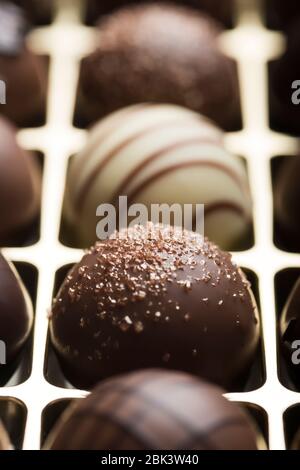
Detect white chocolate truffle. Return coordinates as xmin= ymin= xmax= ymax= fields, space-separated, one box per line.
xmin=64 ymin=104 xmax=252 ymax=248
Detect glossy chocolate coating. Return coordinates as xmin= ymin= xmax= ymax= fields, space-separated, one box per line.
xmin=0 ymin=2 xmax=47 ymax=126
xmin=76 ymin=3 xmax=240 ymax=130
xmin=45 ymin=370 xmax=262 ymax=450
xmin=0 ymin=253 xmax=33 ymax=363
xmin=280 ymin=277 xmax=300 ymax=381
xmin=0 ymin=115 xmax=41 ymax=244
xmin=274 ymin=156 xmax=300 ymax=251
xmin=0 ymin=421 xmax=10 ymax=450
xmin=50 ymin=224 xmax=259 ymax=389
xmin=86 ymin=0 xmax=234 ymax=26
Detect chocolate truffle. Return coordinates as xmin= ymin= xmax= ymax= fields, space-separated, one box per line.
xmin=274 ymin=155 xmax=300 ymax=251
xmin=0 ymin=253 xmax=33 ymax=364
xmin=76 ymin=4 xmax=241 ymax=130
xmin=270 ymin=19 xmax=300 ymax=135
xmin=86 ymin=0 xmax=234 ymax=27
xmin=0 ymin=2 xmax=47 ymax=126
xmin=64 ymin=104 xmax=252 ymax=250
xmin=50 ymin=224 xmax=260 ymax=389
xmin=280 ymin=277 xmax=300 ymax=381
xmin=0 ymin=115 xmax=41 ymax=245
xmin=0 ymin=421 xmax=10 ymax=450
xmin=44 ymin=370 xmax=263 ymax=450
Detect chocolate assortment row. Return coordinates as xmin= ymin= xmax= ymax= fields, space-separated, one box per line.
xmin=0 ymin=0 xmax=300 ymax=451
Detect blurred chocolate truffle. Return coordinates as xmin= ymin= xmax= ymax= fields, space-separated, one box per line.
xmin=0 ymin=421 xmax=11 ymax=450
xmin=0 ymin=115 xmax=41 ymax=245
xmin=64 ymin=104 xmax=252 ymax=250
xmin=280 ymin=277 xmax=300 ymax=383
xmin=0 ymin=253 xmax=33 ymax=365
xmin=44 ymin=369 xmax=263 ymax=450
xmin=274 ymin=156 xmax=300 ymax=251
xmin=0 ymin=2 xmax=47 ymax=126
xmin=76 ymin=3 xmax=241 ymax=130
xmin=50 ymin=223 xmax=259 ymax=389
xmin=86 ymin=0 xmax=234 ymax=27
xmin=270 ymin=19 xmax=300 ymax=135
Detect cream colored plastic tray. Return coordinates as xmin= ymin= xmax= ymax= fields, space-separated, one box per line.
xmin=1 ymin=0 xmax=300 ymax=450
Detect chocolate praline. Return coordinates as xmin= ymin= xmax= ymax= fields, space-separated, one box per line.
xmin=50 ymin=224 xmax=259 ymax=390
xmin=86 ymin=0 xmax=234 ymax=27
xmin=0 ymin=115 xmax=41 ymax=245
xmin=0 ymin=2 xmax=47 ymax=126
xmin=0 ymin=253 xmax=33 ymax=365
xmin=44 ymin=369 xmax=264 ymax=450
xmin=76 ymin=3 xmax=241 ymax=130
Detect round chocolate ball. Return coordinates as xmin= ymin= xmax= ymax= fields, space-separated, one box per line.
xmin=44 ymin=370 xmax=263 ymax=450
xmin=50 ymin=224 xmax=260 ymax=389
xmin=0 ymin=115 xmax=41 ymax=244
xmin=76 ymin=3 xmax=241 ymax=130
xmin=270 ymin=19 xmax=300 ymax=135
xmin=0 ymin=2 xmax=47 ymax=126
xmin=280 ymin=276 xmax=300 ymax=383
xmin=64 ymin=104 xmax=252 ymax=250
xmin=86 ymin=0 xmax=234 ymax=27
xmin=0 ymin=252 xmax=33 ymax=364
xmin=274 ymin=155 xmax=300 ymax=251
xmin=0 ymin=421 xmax=11 ymax=450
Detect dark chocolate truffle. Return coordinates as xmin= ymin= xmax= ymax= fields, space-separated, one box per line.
xmin=0 ymin=115 xmax=41 ymax=244
xmin=76 ymin=3 xmax=241 ymax=130
xmin=274 ymin=156 xmax=300 ymax=251
xmin=280 ymin=277 xmax=300 ymax=381
xmin=86 ymin=0 xmax=234 ymax=27
xmin=0 ymin=253 xmax=33 ymax=364
xmin=270 ymin=19 xmax=300 ymax=135
xmin=0 ymin=421 xmax=10 ymax=450
xmin=50 ymin=224 xmax=259 ymax=389
xmin=44 ymin=370 xmax=263 ymax=450
xmin=0 ymin=2 xmax=47 ymax=126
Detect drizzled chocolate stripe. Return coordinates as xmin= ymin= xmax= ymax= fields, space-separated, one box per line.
xmin=111 ymin=138 xmax=223 ymax=204
xmin=74 ymin=118 xmax=213 ymax=213
xmin=126 ymin=160 xmax=250 ymax=205
xmin=205 ymin=201 xmax=249 ymax=218
xmin=71 ymin=103 xmax=150 ymax=187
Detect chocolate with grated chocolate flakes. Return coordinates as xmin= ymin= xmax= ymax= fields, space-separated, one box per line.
xmin=50 ymin=223 xmax=260 ymax=389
